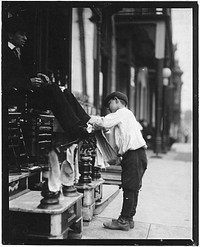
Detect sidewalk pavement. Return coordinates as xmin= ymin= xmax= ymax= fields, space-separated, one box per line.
xmin=82 ymin=142 xmax=193 ymax=240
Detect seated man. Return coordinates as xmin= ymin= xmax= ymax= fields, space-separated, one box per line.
xmin=3 ymin=16 xmax=90 ymax=142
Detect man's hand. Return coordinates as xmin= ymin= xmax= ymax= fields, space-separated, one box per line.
xmin=37 ymin=73 xmax=51 ymax=84
xmin=30 ymin=77 xmax=44 ymax=87
xmin=30 ymin=73 xmax=51 ymax=87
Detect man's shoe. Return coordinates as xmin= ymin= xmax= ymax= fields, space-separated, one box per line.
xmin=103 ymin=220 xmax=130 ymax=231
xmin=112 ymin=218 xmax=134 ymax=229
xmin=54 ymin=138 xmax=80 ymax=154
xmin=71 ymin=125 xmax=89 ymax=139
xmin=41 ymin=190 xmax=60 ymax=199
xmin=77 ymin=126 xmax=90 ymax=138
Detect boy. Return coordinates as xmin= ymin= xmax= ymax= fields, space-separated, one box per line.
xmin=89 ymin=91 xmax=148 ymax=231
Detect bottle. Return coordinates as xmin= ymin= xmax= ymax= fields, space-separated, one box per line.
xmin=64 ymin=75 xmax=68 ymax=89
xmin=56 ymin=70 xmax=61 ymax=86
xmin=50 ymin=73 xmax=55 ymax=84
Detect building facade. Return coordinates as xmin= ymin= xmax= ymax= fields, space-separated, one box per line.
xmin=4 ymin=2 xmax=188 ymax=242
xmin=3 ymin=2 xmax=182 ymax=160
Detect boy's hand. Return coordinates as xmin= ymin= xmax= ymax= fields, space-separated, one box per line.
xmin=88 ymin=115 xmax=105 ymax=131
xmin=93 ymin=123 xmax=102 ymax=130
xmin=88 ymin=115 xmax=98 ymax=124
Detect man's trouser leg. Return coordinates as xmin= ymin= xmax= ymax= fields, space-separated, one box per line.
xmin=28 ymin=84 xmax=83 ymax=134
xmin=63 ymin=89 xmax=90 ymax=126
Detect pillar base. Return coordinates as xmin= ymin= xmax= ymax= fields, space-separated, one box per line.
xmin=38 ymin=197 xmax=62 ymax=210
xmin=76 ymin=179 xmax=104 ymax=222
xmin=39 ymin=180 xmax=61 ymax=209
xmin=62 ymin=185 xmax=79 ymax=197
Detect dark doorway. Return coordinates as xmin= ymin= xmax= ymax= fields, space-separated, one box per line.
xmin=4 ymin=2 xmax=72 ymax=87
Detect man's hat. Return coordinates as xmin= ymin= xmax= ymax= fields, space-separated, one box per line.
xmin=104 ymin=91 xmax=128 ymax=107
xmin=5 ymin=17 xmax=28 ymax=34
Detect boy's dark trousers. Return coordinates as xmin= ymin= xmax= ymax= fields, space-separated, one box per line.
xmin=119 ymin=148 xmax=147 ymax=221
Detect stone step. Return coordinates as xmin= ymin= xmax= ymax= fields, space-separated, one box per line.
xmin=101 ymin=166 xmax=121 ymax=185
xmin=94 ymin=184 xmax=120 ymax=215
xmin=9 ymin=169 xmax=42 ymax=200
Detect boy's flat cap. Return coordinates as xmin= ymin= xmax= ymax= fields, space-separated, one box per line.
xmin=104 ymin=91 xmax=128 ymax=107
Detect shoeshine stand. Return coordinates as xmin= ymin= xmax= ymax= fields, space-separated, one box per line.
xmin=9 ymin=190 xmax=83 ymax=240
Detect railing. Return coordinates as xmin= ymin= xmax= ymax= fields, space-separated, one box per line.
xmin=72 ymin=91 xmax=99 ymax=115
xmin=116 ymin=8 xmax=171 ymax=17
xmin=78 ymin=100 xmax=98 ymax=116
xmin=58 ymin=89 xmax=99 ymax=116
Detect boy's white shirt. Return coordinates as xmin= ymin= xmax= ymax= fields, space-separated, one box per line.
xmin=90 ymin=107 xmax=146 ymax=155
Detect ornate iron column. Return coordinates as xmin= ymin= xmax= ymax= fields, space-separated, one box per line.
xmin=154 ymin=58 xmax=164 ymax=157
xmin=78 ymin=134 xmax=96 ymax=184
xmin=90 ymin=8 xmax=102 ymax=114
xmin=162 ymin=68 xmax=172 ymax=153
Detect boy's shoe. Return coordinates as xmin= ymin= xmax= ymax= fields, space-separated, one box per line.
xmin=103 ymin=219 xmax=130 ymax=231
xmin=112 ymin=218 xmax=134 ymax=229
xmin=129 ymin=219 xmax=134 ymax=229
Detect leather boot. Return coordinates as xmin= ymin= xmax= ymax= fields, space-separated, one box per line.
xmin=103 ymin=218 xmax=130 ymax=231
xmin=112 ymin=216 xmax=134 ymax=229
